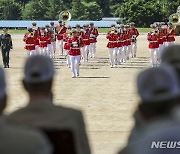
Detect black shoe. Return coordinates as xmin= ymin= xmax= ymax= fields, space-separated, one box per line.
xmin=4 ymin=65 xmax=7 ymax=68
xmin=7 ymin=65 xmax=9 ymax=68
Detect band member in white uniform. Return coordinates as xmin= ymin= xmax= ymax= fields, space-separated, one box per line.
xmin=32 ymin=22 xmax=40 ymax=55
xmin=39 ymin=27 xmax=48 ymax=56
xmin=129 ymin=22 xmax=139 ymax=58
xmin=56 ymin=20 xmax=67 ymax=56
xmin=106 ymin=24 xmax=119 ymax=68
xmin=45 ymin=25 xmax=53 ymax=58
xmin=81 ymin=24 xmax=90 ymax=62
xmin=63 ymin=26 xmax=72 ymax=68
xmin=50 ymin=22 xmax=56 ymax=58
xmin=89 ymin=22 xmax=99 ymax=58
xmin=67 ymin=29 xmax=83 ymax=78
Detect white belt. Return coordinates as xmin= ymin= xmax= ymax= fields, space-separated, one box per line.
xmin=83 ymin=39 xmax=89 ymax=41
xmin=40 ymin=41 xmax=46 ymax=43
xmin=26 ymin=44 xmax=34 ymax=46
xmin=169 ymin=35 xmax=174 ymax=37
xmin=71 ymin=48 xmax=80 ymax=50
xmin=108 ymin=41 xmax=116 ymax=43
xmin=149 ymin=41 xmax=158 ymax=43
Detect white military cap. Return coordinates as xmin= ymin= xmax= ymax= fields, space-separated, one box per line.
xmin=130 ymin=22 xmax=135 ymax=25
xmin=137 ymin=65 xmax=180 ymax=103
xmin=0 ymin=68 xmax=6 ymax=98
xmin=24 ymin=55 xmax=55 ymax=83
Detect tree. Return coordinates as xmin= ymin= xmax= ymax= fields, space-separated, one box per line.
xmin=81 ymin=1 xmax=103 ymax=20
xmin=115 ymin=0 xmax=164 ymax=27
xmin=0 ymin=0 xmax=21 ymax=20
xmin=71 ymin=0 xmax=85 ymax=20
xmin=45 ymin=0 xmax=69 ymax=20
xmin=21 ymin=0 xmax=48 ymax=20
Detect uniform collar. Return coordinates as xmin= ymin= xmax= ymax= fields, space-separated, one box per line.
xmin=27 ymin=98 xmax=54 ymax=108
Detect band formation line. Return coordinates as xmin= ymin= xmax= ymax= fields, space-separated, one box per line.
xmin=0 ymin=20 xmax=176 ymax=77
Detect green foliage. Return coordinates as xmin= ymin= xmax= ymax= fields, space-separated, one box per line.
xmin=81 ymin=1 xmax=103 ymax=20
xmin=0 ymin=0 xmax=180 ymax=27
xmin=0 ymin=0 xmax=21 ymax=20
xmin=71 ymin=0 xmax=85 ymax=20
xmin=114 ymin=0 xmax=180 ymax=27
xmin=21 ymin=0 xmax=48 ymax=20
xmin=45 ymin=0 xmax=64 ymax=20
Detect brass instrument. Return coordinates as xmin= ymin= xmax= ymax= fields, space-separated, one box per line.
xmin=111 ymin=27 xmax=118 ymax=34
xmin=168 ymin=6 xmax=180 ymax=35
xmin=59 ymin=11 xmax=72 ymax=23
xmin=169 ymin=13 xmax=179 ymax=25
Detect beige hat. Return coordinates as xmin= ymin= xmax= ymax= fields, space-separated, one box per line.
xmin=24 ymin=55 xmax=55 ymax=83
xmin=71 ymin=29 xmax=78 ymax=33
xmin=0 ymin=68 xmax=6 ymax=98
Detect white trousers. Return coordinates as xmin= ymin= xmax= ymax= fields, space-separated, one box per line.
xmin=51 ymin=41 xmax=56 ymax=58
xmin=57 ymin=40 xmax=63 ymax=55
xmin=165 ymin=41 xmax=175 ymax=47
xmin=81 ymin=45 xmax=89 ymax=62
xmin=113 ymin=47 xmax=120 ymax=65
xmin=149 ymin=48 xmax=158 ymax=67
xmin=89 ymin=43 xmax=96 ymax=58
xmin=40 ymin=47 xmax=48 ymax=56
xmin=131 ymin=42 xmax=137 ymax=57
xmin=126 ymin=45 xmax=131 ymax=59
xmin=121 ymin=46 xmax=127 ymax=62
xmin=157 ymin=44 xmax=164 ymax=63
xmin=26 ymin=50 xmax=36 ymax=57
xmin=35 ymin=45 xmax=39 ymax=55
xmin=64 ymin=50 xmax=70 ymax=67
xmin=118 ymin=47 xmax=123 ymax=63
xmin=108 ymin=48 xmax=119 ymax=66
xmin=47 ymin=44 xmax=53 ymax=58
xmin=70 ymin=55 xmax=81 ymax=77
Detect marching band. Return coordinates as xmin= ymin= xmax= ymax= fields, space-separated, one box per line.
xmin=22 ymin=18 xmax=176 ymax=77
xmin=147 ymin=22 xmax=175 ymax=67
xmin=106 ymin=23 xmax=139 ymax=67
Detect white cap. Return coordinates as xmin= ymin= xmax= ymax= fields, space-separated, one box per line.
xmin=24 ymin=55 xmax=55 ymax=83
xmin=137 ymin=65 xmax=180 ymax=103
xmin=0 ymin=68 xmax=6 ymax=98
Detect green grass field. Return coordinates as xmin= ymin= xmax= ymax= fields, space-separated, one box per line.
xmin=98 ymin=28 xmax=150 ymax=33
xmin=2 ymin=28 xmax=150 ymax=34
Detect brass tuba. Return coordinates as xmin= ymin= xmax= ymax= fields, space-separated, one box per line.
xmin=169 ymin=13 xmax=179 ymax=24
xmin=59 ymin=11 xmax=72 ymax=22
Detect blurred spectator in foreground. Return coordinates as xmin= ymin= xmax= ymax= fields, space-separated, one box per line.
xmin=134 ymin=124 xmax=180 ymax=154
xmin=7 ymin=55 xmax=91 ymax=154
xmin=118 ymin=65 xmax=180 ymax=154
xmin=161 ymin=45 xmax=180 ymax=79
xmin=0 ymin=67 xmax=52 ymax=154
xmin=161 ymin=44 xmax=180 ymax=130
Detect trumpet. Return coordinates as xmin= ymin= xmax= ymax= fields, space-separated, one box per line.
xmin=111 ymin=27 xmax=118 ymax=34
xmin=28 ymin=32 xmax=35 ymax=37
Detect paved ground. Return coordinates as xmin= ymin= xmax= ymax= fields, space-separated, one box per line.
xmin=1 ymin=34 xmax=179 ymax=154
